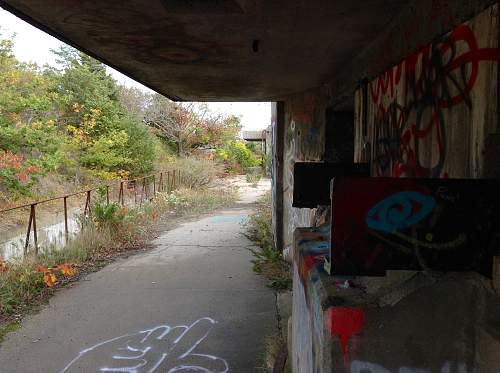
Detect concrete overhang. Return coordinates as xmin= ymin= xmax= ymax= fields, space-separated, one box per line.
xmin=0 ymin=0 xmax=408 ymax=101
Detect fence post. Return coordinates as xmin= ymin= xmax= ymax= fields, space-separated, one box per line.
xmin=159 ymin=172 xmax=163 ymax=192
xmin=64 ymin=196 xmax=69 ymax=242
xmin=167 ymin=171 xmax=171 ymax=193
xmin=32 ymin=204 xmax=38 ymax=256
xmin=173 ymin=170 xmax=176 ymax=190
xmin=118 ymin=181 xmax=124 ymax=205
xmin=106 ymin=186 xmax=110 ymax=205
xmin=24 ymin=205 xmax=34 ymax=256
xmin=84 ymin=190 xmax=91 ymax=217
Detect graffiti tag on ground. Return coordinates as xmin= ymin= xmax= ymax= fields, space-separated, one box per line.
xmin=61 ymin=317 xmax=228 ymax=373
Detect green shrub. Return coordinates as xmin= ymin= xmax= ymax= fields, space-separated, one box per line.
xmin=216 ymin=141 xmax=261 ymax=173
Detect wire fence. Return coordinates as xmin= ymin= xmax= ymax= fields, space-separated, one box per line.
xmin=0 ymin=170 xmax=182 ymax=259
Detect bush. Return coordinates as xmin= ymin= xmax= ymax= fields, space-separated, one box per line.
xmin=216 ymin=141 xmax=261 ymax=173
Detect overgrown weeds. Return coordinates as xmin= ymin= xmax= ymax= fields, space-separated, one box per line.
xmin=158 ymin=187 xmax=237 ymax=215
xmin=166 ymin=158 xmax=222 ymax=188
xmin=246 ymin=172 xmax=262 ymax=187
xmin=246 ymin=191 xmax=291 ymax=291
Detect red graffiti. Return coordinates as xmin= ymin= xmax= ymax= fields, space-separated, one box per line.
xmin=299 ymin=255 xmax=321 ymax=282
xmin=370 ymin=23 xmax=500 ymax=178
xmin=327 ymin=307 xmax=365 ymax=357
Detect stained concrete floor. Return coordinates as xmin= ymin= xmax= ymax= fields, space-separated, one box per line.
xmin=0 ymin=178 xmax=275 ymax=373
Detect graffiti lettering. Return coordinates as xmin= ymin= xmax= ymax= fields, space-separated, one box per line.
xmin=60 ymin=318 xmax=228 ymax=373
xmin=370 ymin=24 xmax=500 ymax=178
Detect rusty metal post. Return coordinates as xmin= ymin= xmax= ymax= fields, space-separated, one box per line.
xmin=159 ymin=172 xmax=163 ymax=192
xmin=63 ymin=196 xmax=69 ymax=241
xmin=121 ymin=183 xmax=125 ymax=206
xmin=143 ymin=178 xmax=148 ymax=199
xmin=178 ymin=170 xmax=181 ymax=187
xmin=24 ymin=205 xmax=34 ymax=256
xmin=84 ymin=190 xmax=91 ymax=217
xmin=32 ymin=204 xmax=38 ymax=256
xmin=118 ymin=181 xmax=124 ymax=205
xmin=167 ymin=171 xmax=171 ymax=193
xmin=106 ymin=186 xmax=110 ymax=205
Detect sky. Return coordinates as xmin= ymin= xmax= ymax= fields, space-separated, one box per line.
xmin=0 ymin=8 xmax=271 ymax=131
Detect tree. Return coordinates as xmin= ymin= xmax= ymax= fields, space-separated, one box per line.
xmin=144 ymin=94 xmax=200 ymax=157
xmin=144 ymin=95 xmax=242 ymax=156
xmin=118 ymin=85 xmax=150 ymax=120
xmin=52 ymin=45 xmax=156 ymax=179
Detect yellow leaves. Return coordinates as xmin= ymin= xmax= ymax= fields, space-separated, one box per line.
xmin=36 ymin=262 xmax=76 ymax=288
xmin=117 ymin=170 xmax=130 ymax=179
xmin=72 ymin=102 xmax=81 ymax=113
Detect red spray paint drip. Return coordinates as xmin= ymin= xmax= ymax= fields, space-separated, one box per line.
xmin=328 ymin=307 xmax=365 ymax=356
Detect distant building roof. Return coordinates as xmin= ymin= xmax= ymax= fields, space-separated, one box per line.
xmin=242 ymin=130 xmax=265 ymax=141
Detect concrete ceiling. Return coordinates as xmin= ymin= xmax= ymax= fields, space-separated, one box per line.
xmin=0 ymin=0 xmax=408 ymax=101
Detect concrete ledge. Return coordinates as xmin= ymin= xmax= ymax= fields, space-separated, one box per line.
xmin=291 ymin=226 xmax=500 ymax=373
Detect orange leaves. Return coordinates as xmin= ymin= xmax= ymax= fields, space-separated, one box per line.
xmin=43 ymin=272 xmax=57 ymax=288
xmin=0 ymin=150 xmax=39 ymax=183
xmin=36 ymin=265 xmax=57 ymax=288
xmin=0 ymin=257 xmax=8 ymax=272
xmin=57 ymin=263 xmax=75 ymax=277
xmin=0 ymin=150 xmax=23 ymax=170
xmin=36 ymin=263 xmax=76 ymax=288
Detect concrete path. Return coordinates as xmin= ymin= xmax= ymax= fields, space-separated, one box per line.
xmin=0 ymin=178 xmax=275 ymax=372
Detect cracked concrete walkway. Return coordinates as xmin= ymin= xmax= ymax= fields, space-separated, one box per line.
xmin=0 ymin=178 xmax=275 ymax=372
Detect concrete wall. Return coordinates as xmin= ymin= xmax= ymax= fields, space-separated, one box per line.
xmin=292 ymin=226 xmax=500 ymax=373
xmin=272 ymin=2 xmax=500 ymax=373
xmin=279 ymin=90 xmax=329 ymax=258
xmin=354 ymin=4 xmax=500 ymax=178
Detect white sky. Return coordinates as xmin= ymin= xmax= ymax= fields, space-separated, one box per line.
xmin=0 ymin=8 xmax=271 ymax=131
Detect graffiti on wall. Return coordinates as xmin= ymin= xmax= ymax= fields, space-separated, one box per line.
xmin=330 ymin=177 xmax=500 ymax=276
xmin=283 ymin=120 xmax=316 ymax=254
xmin=60 ymin=317 xmax=228 ymax=373
xmin=326 ymin=307 xmax=365 ymax=364
xmin=368 ymin=15 xmax=500 ymax=178
xmin=292 ymin=226 xmax=331 ymax=373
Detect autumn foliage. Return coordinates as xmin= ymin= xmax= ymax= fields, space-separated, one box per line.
xmin=35 ymin=263 xmax=76 ymax=288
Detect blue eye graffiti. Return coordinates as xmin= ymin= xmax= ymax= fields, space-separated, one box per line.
xmin=366 ymin=191 xmax=437 ymax=233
